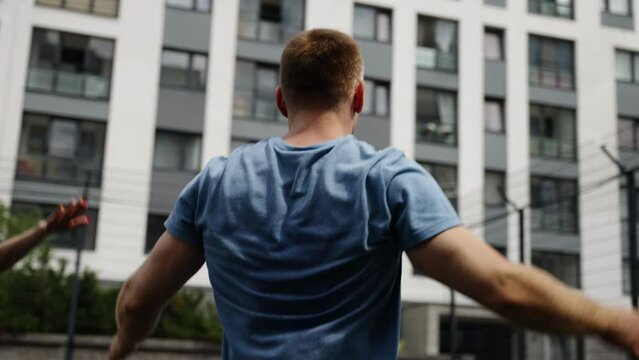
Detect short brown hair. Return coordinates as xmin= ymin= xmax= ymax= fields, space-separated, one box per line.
xmin=280 ymin=29 xmax=364 ymax=112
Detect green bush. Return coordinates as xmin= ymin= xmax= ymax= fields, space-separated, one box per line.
xmin=0 ymin=204 xmax=222 ymax=343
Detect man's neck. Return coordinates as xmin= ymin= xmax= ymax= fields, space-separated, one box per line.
xmin=282 ymin=109 xmax=355 ymax=147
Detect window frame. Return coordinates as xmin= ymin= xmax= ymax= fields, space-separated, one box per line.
xmin=35 ymin=0 xmax=120 ymax=18
xmin=530 ymin=176 xmax=580 ymax=234
xmin=532 ymin=250 xmax=581 ymax=288
xmin=615 ymin=49 xmax=639 ymax=84
xmin=618 ymin=117 xmax=639 ymax=151
xmin=528 ymin=0 xmax=575 ymax=19
xmin=484 ymin=27 xmax=505 ymax=61
xmin=420 ymin=162 xmax=458 ymax=208
xmin=416 ymin=15 xmax=459 ymax=73
xmin=415 ymin=86 xmax=458 ymax=146
xmin=145 ymin=213 xmax=169 ymax=253
xmin=237 ymin=0 xmax=306 ymax=44
xmin=529 ymin=34 xmax=576 ymax=90
xmin=160 ymin=47 xmax=208 ymax=91
xmin=485 ymin=170 xmax=506 ymax=209
xmin=603 ymin=0 xmax=633 ymax=16
xmin=152 ymin=130 xmax=203 ymax=173
xmin=362 ymin=78 xmax=391 ymax=117
xmin=233 ymin=59 xmax=283 ymax=123
xmin=353 ymin=3 xmax=392 ymax=43
xmin=484 ymin=97 xmax=506 ymax=134
xmin=165 ymin=0 xmax=212 ymax=13
xmin=529 ymin=103 xmax=577 ymax=162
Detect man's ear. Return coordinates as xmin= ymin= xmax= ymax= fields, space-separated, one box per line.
xmin=353 ymin=81 xmax=365 ymax=114
xmin=276 ymin=86 xmax=288 ymax=118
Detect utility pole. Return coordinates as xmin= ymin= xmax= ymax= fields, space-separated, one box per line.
xmin=601 ymin=146 xmax=638 ymax=360
xmin=65 ymin=172 xmax=92 ymax=360
xmin=498 ymin=187 xmax=526 ymax=360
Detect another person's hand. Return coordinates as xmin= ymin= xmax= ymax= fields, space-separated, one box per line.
xmin=41 ymin=197 xmax=90 ymax=235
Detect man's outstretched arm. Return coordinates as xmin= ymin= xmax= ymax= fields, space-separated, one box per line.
xmin=407 ymin=226 xmax=639 ymax=355
xmin=109 ymin=231 xmax=205 ymax=360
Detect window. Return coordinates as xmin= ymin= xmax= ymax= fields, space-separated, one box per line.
xmin=531 ymin=177 xmax=579 ymax=234
xmin=166 ymin=0 xmax=211 ymax=12
xmin=484 ymin=27 xmax=504 ymax=61
xmin=485 ymin=171 xmax=506 ymax=208
xmin=619 ymin=118 xmax=639 ymax=150
xmin=529 ymin=35 xmax=575 ymax=90
xmin=416 ymin=87 xmax=457 ymax=145
xmin=234 ymin=60 xmax=284 ymax=122
xmin=532 ymin=251 xmax=580 ymax=288
xmin=27 ymin=28 xmax=114 ymax=99
xmin=416 ymin=16 xmax=458 ymax=72
xmin=530 ymin=104 xmax=576 ymax=161
xmin=616 ymin=50 xmax=639 ymax=83
xmin=603 ymin=0 xmax=632 ymax=16
xmin=145 ymin=214 xmax=168 ymax=253
xmin=36 ymin=0 xmax=119 ymax=17
xmin=160 ymin=49 xmax=207 ymax=90
xmin=485 ymin=98 xmax=505 ymax=133
xmin=362 ymin=79 xmax=390 ymax=117
xmin=16 ymin=113 xmax=106 ymax=186
xmin=238 ymin=0 xmax=305 ymax=42
xmin=11 ymin=202 xmax=98 ymax=250
xmin=421 ymin=163 xmax=458 ymax=208
xmin=353 ymin=4 xmax=391 ymax=43
xmin=528 ymin=0 xmax=574 ymax=19
xmin=153 ymin=131 xmax=202 ymax=172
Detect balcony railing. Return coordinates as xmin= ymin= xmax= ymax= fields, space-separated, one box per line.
xmin=529 ymin=64 xmax=574 ymax=90
xmin=26 ymin=67 xmax=111 ymax=100
xmin=36 ymin=0 xmax=119 ymax=17
xmin=416 ymin=47 xmax=456 ymax=72
xmin=530 ymin=136 xmax=576 ymax=161
xmin=528 ymin=0 xmax=574 ymax=19
xmin=416 ymin=121 xmax=456 ymax=146
xmin=16 ymin=154 xmax=102 ymax=187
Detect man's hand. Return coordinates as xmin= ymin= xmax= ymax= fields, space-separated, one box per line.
xmin=602 ymin=307 xmax=639 ymax=356
xmin=45 ymin=197 xmax=90 ymax=234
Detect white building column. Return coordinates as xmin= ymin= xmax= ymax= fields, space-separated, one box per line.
xmin=304 ymin=0 xmax=352 ymax=34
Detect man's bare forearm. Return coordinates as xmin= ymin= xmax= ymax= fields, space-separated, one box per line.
xmin=0 ymin=221 xmax=47 ymax=272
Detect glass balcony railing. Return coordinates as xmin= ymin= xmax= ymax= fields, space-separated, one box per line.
xmin=26 ymin=67 xmax=111 ymax=100
xmin=416 ymin=47 xmax=456 ymax=72
xmin=16 ymin=154 xmax=102 ymax=187
xmin=530 ymin=136 xmax=576 ymax=161
xmin=528 ymin=0 xmax=574 ymax=19
xmin=416 ymin=121 xmax=456 ymax=146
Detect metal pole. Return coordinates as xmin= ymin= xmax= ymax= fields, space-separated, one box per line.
xmin=450 ymin=288 xmax=459 ymax=360
xmin=626 ymin=171 xmax=639 ymax=309
xmin=64 ymin=173 xmax=91 ymax=360
xmin=517 ymin=208 xmax=526 ymax=360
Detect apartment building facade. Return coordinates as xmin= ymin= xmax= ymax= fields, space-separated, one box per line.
xmin=0 ymin=0 xmax=638 ymax=359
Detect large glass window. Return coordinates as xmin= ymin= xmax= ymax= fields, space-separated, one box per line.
xmin=160 ymin=49 xmax=208 ymax=91
xmin=234 ymin=60 xmax=284 ymax=122
xmin=531 ymin=177 xmax=579 ymax=234
xmin=166 ymin=0 xmax=211 ymax=12
xmin=416 ymin=87 xmax=457 ymax=145
xmin=485 ymin=98 xmax=505 ymax=133
xmin=36 ymin=0 xmax=119 ymax=17
xmin=16 ymin=113 xmax=105 ymax=186
xmin=532 ymin=251 xmax=580 ymax=288
xmin=353 ymin=4 xmax=391 ymax=43
xmin=11 ymin=202 xmax=98 ymax=250
xmin=153 ymin=131 xmax=202 ymax=172
xmin=27 ymin=28 xmax=114 ymax=99
xmin=616 ymin=50 xmax=639 ymax=83
xmin=485 ymin=171 xmax=506 ymax=208
xmin=145 ymin=214 xmax=169 ymax=253
xmin=530 ymin=104 xmax=576 ymax=161
xmin=484 ymin=27 xmax=505 ymax=61
xmin=528 ymin=0 xmax=574 ymax=19
xmin=362 ymin=79 xmax=390 ymax=117
xmin=238 ymin=0 xmax=305 ymax=42
xmin=421 ymin=163 xmax=458 ymax=208
xmin=619 ymin=117 xmax=639 ymax=150
xmin=416 ymin=16 xmax=458 ymax=72
xmin=603 ymin=0 xmax=632 ymax=16
xmin=529 ymin=35 xmax=575 ymax=90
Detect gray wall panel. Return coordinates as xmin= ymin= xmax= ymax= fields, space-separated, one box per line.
xmin=485 ymin=132 xmax=507 ymax=171
xmin=485 ymin=207 xmax=509 ymax=248
xmin=232 ymin=118 xmax=288 ymax=140
xmin=416 ymin=69 xmax=458 ymax=91
xmin=530 ymin=158 xmax=579 ymax=179
xmin=148 ymin=170 xmax=196 ymax=213
xmin=23 ymin=92 xmax=109 ymax=121
xmin=156 ymin=88 xmax=205 ymax=133
xmin=415 ymin=142 xmax=458 ymax=165
xmin=602 ymin=12 xmax=634 ymax=30
xmin=163 ymin=8 xmax=211 ymax=52
xmin=355 ymin=116 xmax=390 ymax=150
xmin=531 ymin=231 xmax=580 ymax=253
xmin=358 ymin=40 xmax=392 ymax=81
xmin=236 ymin=40 xmax=283 ymax=64
xmin=485 ymin=0 xmax=506 ymax=7
xmin=485 ymin=61 xmax=507 ymax=98
xmin=529 ymin=86 xmax=577 ymax=108
xmin=617 ymin=82 xmax=639 ymax=118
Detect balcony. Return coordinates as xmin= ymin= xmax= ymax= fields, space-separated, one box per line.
xmin=416 ymin=47 xmax=456 ymax=73
xmin=528 ymin=0 xmax=573 ymax=19
xmin=26 ymin=67 xmax=111 ymax=100
xmin=16 ymin=154 xmax=102 ymax=187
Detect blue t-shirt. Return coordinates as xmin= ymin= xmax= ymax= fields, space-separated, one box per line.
xmin=165 ymin=135 xmax=460 ymax=360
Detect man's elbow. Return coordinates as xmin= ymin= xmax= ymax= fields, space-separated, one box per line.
xmin=117 ymin=280 xmax=147 ymax=320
